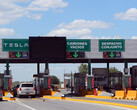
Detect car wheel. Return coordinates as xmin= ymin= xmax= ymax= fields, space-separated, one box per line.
xmin=18 ymin=95 xmax=22 ymax=98
xmin=0 ymin=98 xmax=2 ymax=101
xmin=31 ymin=95 xmax=35 ymax=98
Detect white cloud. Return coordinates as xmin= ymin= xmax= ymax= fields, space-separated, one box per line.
xmin=27 ymin=13 xmax=43 ymax=19
xmin=28 ymin=0 xmax=68 ymax=11
xmin=114 ymin=8 xmax=137 ymax=21
xmin=47 ymin=19 xmax=113 ymax=39
xmin=48 ymin=28 xmax=92 ymax=38
xmin=58 ymin=20 xmax=112 ymax=29
xmin=0 ymin=2 xmax=28 ymax=24
xmin=6 ymin=0 xmax=31 ymax=3
xmin=0 ymin=28 xmax=15 ymax=37
xmin=101 ymin=36 xmax=113 ymax=39
xmin=132 ymin=36 xmax=137 ymax=39
xmin=0 ymin=0 xmax=68 ymax=25
xmin=81 ymin=36 xmax=113 ymax=39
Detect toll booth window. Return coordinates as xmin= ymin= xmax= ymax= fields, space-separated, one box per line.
xmin=95 ymin=77 xmax=105 ymax=81
xmin=110 ymin=77 xmax=119 ymax=84
xmin=135 ymin=72 xmax=137 ymax=77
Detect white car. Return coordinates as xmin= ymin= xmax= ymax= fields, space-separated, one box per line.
xmin=17 ymin=83 xmax=36 ymax=98
xmin=0 ymin=89 xmax=3 ymax=101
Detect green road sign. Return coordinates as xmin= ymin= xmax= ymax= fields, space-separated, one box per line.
xmin=66 ymin=39 xmax=91 ymax=52
xmin=2 ymin=39 xmax=29 ymax=51
xmin=99 ymin=39 xmax=125 ymax=52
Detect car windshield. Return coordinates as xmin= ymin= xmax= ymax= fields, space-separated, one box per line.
xmin=21 ymin=84 xmax=33 ymax=87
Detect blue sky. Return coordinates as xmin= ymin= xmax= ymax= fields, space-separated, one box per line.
xmin=1 ymin=0 xmax=137 ymax=81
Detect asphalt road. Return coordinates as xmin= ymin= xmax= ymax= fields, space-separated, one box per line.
xmin=0 ymin=98 xmax=135 ymax=110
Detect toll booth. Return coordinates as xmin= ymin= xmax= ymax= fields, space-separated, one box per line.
xmin=4 ymin=70 xmax=12 ymax=90
xmin=0 ymin=74 xmax=4 ymax=89
xmin=130 ymin=66 xmax=137 ymax=89
xmin=64 ymin=73 xmax=71 ymax=89
xmin=33 ymin=73 xmax=50 ymax=95
xmin=74 ymin=73 xmax=86 ymax=95
xmin=92 ymin=68 xmax=108 ymax=89
xmin=109 ymin=72 xmax=123 ymax=90
xmin=87 ymin=75 xmax=94 ymax=90
xmin=124 ymin=74 xmax=131 ymax=88
xmin=43 ymin=75 xmax=50 ymax=89
xmin=64 ymin=79 xmax=70 ymax=88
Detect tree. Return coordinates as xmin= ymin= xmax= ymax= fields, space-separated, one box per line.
xmin=78 ymin=63 xmax=88 ymax=74
xmin=50 ymin=75 xmax=60 ymax=85
xmin=12 ymin=81 xmax=20 ymax=87
xmin=109 ymin=67 xmax=119 ymax=73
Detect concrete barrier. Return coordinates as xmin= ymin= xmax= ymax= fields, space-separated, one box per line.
xmin=114 ymin=90 xmax=125 ymax=99
xmin=125 ymin=90 xmax=137 ymax=100
xmin=97 ymin=91 xmax=102 ymax=95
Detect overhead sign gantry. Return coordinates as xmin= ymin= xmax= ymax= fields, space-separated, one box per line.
xmin=1 ymin=37 xmax=137 ymax=90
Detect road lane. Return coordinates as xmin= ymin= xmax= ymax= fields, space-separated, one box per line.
xmin=13 ymin=98 xmax=135 ymax=110
xmin=0 ymin=97 xmax=136 ymax=110
xmin=0 ymin=100 xmax=30 ymax=110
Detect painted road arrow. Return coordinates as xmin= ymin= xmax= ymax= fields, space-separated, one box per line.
xmin=16 ymin=52 xmax=21 ymax=58
xmin=109 ymin=52 xmax=115 ymax=58
xmin=73 ymin=52 xmax=78 ymax=58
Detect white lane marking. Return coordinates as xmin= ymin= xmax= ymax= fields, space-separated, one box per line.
xmin=12 ymin=99 xmax=37 ymax=110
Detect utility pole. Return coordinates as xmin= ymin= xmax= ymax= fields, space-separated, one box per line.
xmin=71 ymin=72 xmax=73 ymax=94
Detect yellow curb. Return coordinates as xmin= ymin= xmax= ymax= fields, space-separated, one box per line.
xmin=43 ymin=96 xmax=65 ymax=100
xmin=43 ymin=95 xmax=137 ymax=109
xmin=85 ymin=95 xmax=114 ymax=99
xmin=65 ymin=98 xmax=137 ymax=109
xmin=3 ymin=97 xmax=15 ymax=101
xmin=31 ymin=98 xmax=40 ymax=100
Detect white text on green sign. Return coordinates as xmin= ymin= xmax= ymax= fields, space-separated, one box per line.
xmin=99 ymin=39 xmax=125 ymax=52
xmin=66 ymin=39 xmax=91 ymax=52
xmin=2 ymin=39 xmax=29 ymax=51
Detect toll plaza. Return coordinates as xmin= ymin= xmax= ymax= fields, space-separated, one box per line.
xmin=1 ymin=37 xmax=137 ymax=100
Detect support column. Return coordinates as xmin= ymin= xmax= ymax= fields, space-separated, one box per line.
xmin=4 ymin=60 xmax=10 ymax=90
xmin=37 ymin=62 xmax=40 ymax=95
xmin=124 ymin=60 xmax=129 ymax=89
xmin=71 ymin=72 xmax=73 ymax=94
xmin=88 ymin=60 xmax=91 ymax=75
xmin=6 ymin=60 xmax=10 ymax=75
xmin=107 ymin=62 xmax=109 ymax=88
xmin=124 ymin=61 xmax=128 ymax=74
xmin=37 ymin=62 xmax=40 ymax=74
xmin=45 ymin=61 xmax=49 ymax=74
